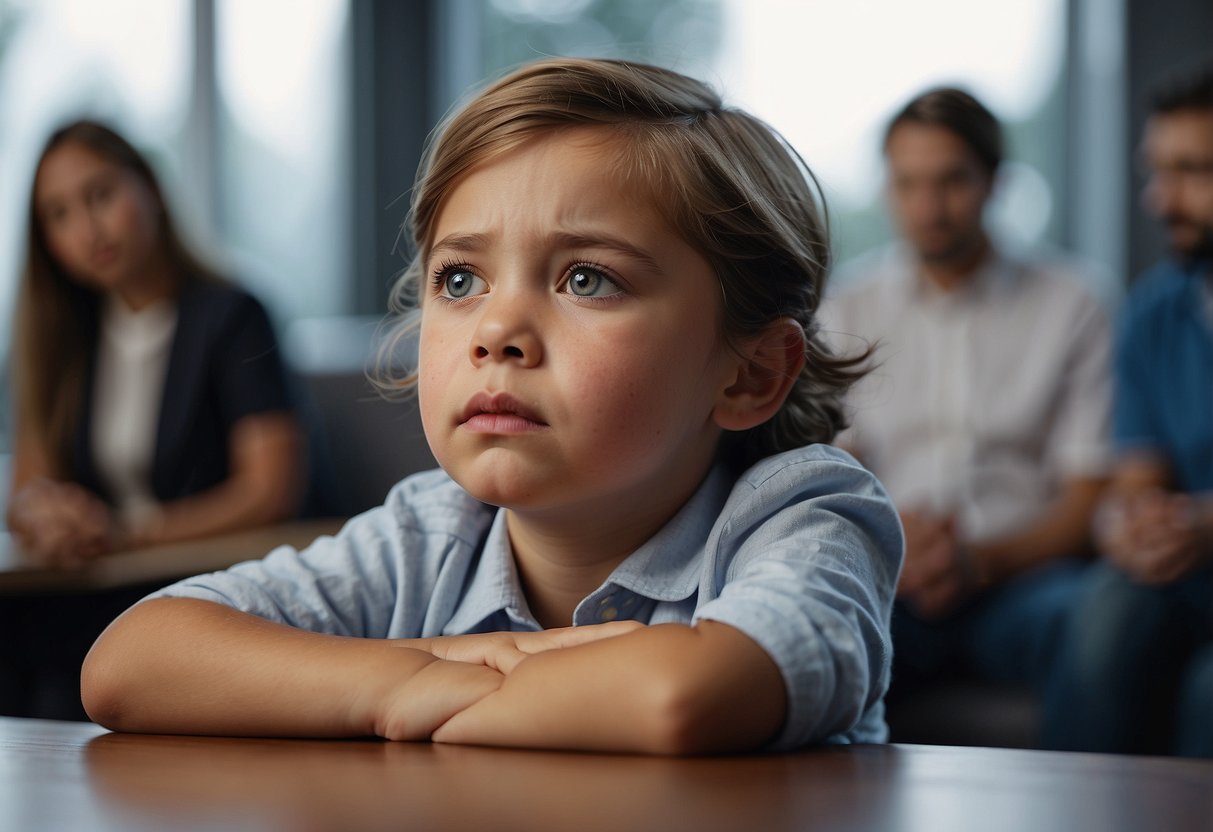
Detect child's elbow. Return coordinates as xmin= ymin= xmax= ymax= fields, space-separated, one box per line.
xmin=641 ymin=674 xmax=775 ymax=756
xmin=80 ymin=617 xmax=151 ymax=731
xmin=80 ymin=640 xmax=129 ymax=730
xmin=642 ymin=681 xmax=714 ymax=755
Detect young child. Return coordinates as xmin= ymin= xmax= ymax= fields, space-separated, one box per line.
xmin=82 ymin=58 xmax=903 ymax=754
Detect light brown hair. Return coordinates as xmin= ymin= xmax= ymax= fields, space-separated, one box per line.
xmin=382 ymin=58 xmax=868 ymax=467
xmin=11 ymin=120 xmax=220 ymax=477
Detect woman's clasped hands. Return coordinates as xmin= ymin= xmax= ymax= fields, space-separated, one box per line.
xmin=9 ymin=478 xmax=115 ymax=568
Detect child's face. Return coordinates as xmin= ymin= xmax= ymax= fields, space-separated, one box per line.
xmin=417 ymin=128 xmax=740 ymax=520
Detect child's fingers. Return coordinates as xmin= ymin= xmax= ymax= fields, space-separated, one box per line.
xmin=521 ymin=621 xmax=644 ymax=652
xmin=378 ymin=661 xmax=505 ymax=741
xmin=426 ymin=621 xmax=644 ymax=672
xmin=488 ymin=622 xmax=644 ymax=674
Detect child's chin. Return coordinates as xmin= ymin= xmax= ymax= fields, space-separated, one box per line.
xmin=451 ymin=474 xmax=539 ymax=510
xmin=443 ymin=457 xmax=557 ymax=509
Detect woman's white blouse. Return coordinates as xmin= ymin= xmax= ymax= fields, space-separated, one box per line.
xmin=91 ymin=294 xmax=177 ymax=526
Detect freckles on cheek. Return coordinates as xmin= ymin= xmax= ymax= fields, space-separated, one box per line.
xmin=416 ymin=331 xmax=448 ymax=399
xmin=581 ymin=365 xmax=664 ymax=442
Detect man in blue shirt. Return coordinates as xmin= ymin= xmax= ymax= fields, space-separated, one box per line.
xmin=1048 ymin=62 xmax=1213 ymax=757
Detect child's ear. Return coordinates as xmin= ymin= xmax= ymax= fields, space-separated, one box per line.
xmin=713 ymin=317 xmax=807 ymax=432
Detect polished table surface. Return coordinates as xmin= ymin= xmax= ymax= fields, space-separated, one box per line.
xmin=3 ymin=717 xmax=1210 ymax=832
xmin=0 ymin=520 xmax=345 ymax=594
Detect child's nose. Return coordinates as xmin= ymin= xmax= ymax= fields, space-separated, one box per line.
xmin=469 ymin=294 xmax=543 ymax=368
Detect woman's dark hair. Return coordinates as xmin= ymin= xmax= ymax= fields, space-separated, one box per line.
xmin=12 ymin=120 xmax=221 ymax=477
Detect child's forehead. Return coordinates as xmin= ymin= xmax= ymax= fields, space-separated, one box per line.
xmin=427 ymin=126 xmax=682 ymax=246
xmin=472 ymin=125 xmax=644 ymax=183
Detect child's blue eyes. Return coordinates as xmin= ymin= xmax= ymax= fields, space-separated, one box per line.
xmin=443 ymin=270 xmax=485 ymax=298
xmin=566 ymin=266 xmax=621 ymax=298
xmin=432 ymin=263 xmax=622 ymax=300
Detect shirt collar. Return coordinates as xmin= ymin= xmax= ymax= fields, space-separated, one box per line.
xmin=889 ymin=242 xmax=1019 ymax=305
xmin=442 ymin=462 xmax=734 ymax=633
xmin=443 ymin=509 xmax=539 ymax=634
xmin=598 ymin=462 xmax=733 ymax=603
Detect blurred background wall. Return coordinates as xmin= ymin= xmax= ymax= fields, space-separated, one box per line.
xmin=0 ymin=0 xmax=1210 ymax=462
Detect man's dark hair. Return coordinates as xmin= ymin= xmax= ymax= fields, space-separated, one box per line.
xmin=883 ymin=87 xmax=1003 ymax=176
xmin=1150 ymin=60 xmax=1213 ymax=116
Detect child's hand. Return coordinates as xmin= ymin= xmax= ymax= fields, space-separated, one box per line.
xmin=375 ymin=660 xmax=507 ymax=741
xmin=375 ymin=622 xmax=642 ymax=741
xmin=424 ymin=621 xmax=643 ymax=674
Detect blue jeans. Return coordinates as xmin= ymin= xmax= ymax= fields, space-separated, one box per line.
xmin=891 ymin=559 xmax=1089 ymax=692
xmin=1044 ymin=563 xmax=1213 ymax=756
xmin=1177 ymin=642 xmax=1213 ymax=757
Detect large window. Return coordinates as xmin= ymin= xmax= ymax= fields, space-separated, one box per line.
xmin=0 ymin=0 xmax=194 ymax=452
xmin=215 ymin=0 xmax=351 ymax=320
xmin=0 ymin=0 xmax=352 ymax=455
xmin=0 ymin=0 xmax=192 ymax=354
xmin=480 ymin=0 xmax=1070 ymax=270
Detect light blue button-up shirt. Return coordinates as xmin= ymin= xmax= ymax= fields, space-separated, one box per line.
xmin=150 ymin=444 xmax=903 ymax=750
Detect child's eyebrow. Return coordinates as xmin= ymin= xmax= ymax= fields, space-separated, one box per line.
xmin=548 ymin=231 xmax=663 ymax=274
xmin=428 ymin=233 xmax=491 ymax=261
xmin=428 ymin=231 xmax=664 ymax=274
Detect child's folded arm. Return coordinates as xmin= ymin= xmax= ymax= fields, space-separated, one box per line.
xmin=428 ymin=619 xmax=786 ymax=755
xmin=80 ymin=597 xmax=504 ymax=739
xmin=81 ymin=598 xmax=641 ymax=740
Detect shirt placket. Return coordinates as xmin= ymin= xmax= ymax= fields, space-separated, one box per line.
xmin=927 ymin=296 xmax=975 ymax=522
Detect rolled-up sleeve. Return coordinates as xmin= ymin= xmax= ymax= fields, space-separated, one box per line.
xmin=144 ymin=470 xmax=492 ymax=639
xmin=1044 ymin=286 xmax=1113 ymax=478
xmin=692 ymin=451 xmax=903 ymax=749
xmin=146 ymin=512 xmax=404 ymax=637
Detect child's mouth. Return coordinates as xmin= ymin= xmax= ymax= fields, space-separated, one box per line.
xmin=459 ymin=392 xmax=549 ymax=434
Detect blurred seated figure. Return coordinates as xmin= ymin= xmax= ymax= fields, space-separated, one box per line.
xmin=6 ymin=120 xmax=305 ymax=562
xmin=1 ymin=119 xmax=305 ymax=718
xmin=1048 ymin=63 xmax=1213 ymax=758
xmin=820 ymin=88 xmax=1112 ymax=746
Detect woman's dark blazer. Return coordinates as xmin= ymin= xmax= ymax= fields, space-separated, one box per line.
xmin=71 ymin=281 xmax=294 ymax=505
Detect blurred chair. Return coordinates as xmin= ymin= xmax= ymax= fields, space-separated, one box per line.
xmin=285 ymin=316 xmax=436 ymax=518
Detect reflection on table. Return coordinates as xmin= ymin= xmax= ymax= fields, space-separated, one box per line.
xmin=3 ymin=717 xmax=1211 ymax=832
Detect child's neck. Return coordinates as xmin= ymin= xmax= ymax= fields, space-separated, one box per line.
xmin=505 ymin=489 xmax=696 ymax=629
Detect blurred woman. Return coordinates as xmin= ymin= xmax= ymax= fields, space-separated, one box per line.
xmin=1 ymin=119 xmax=307 ymax=719
xmin=5 ymin=120 xmax=305 ymax=567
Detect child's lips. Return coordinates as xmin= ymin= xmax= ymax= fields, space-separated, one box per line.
xmin=459 ymin=392 xmax=548 ymax=432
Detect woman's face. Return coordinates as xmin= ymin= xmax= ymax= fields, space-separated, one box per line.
xmin=34 ymin=141 xmax=164 ymax=294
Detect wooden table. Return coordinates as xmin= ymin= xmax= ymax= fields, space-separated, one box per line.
xmin=0 ymin=520 xmax=345 ymax=594
xmin=3 ymin=717 xmax=1210 ymax=832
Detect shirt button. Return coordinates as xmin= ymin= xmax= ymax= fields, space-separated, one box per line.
xmin=601 ymin=606 xmax=618 ymax=622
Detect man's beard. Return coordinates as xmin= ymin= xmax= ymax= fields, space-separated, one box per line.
xmin=1164 ymin=215 xmax=1213 ymax=264
xmin=916 ymin=227 xmax=984 ymax=267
